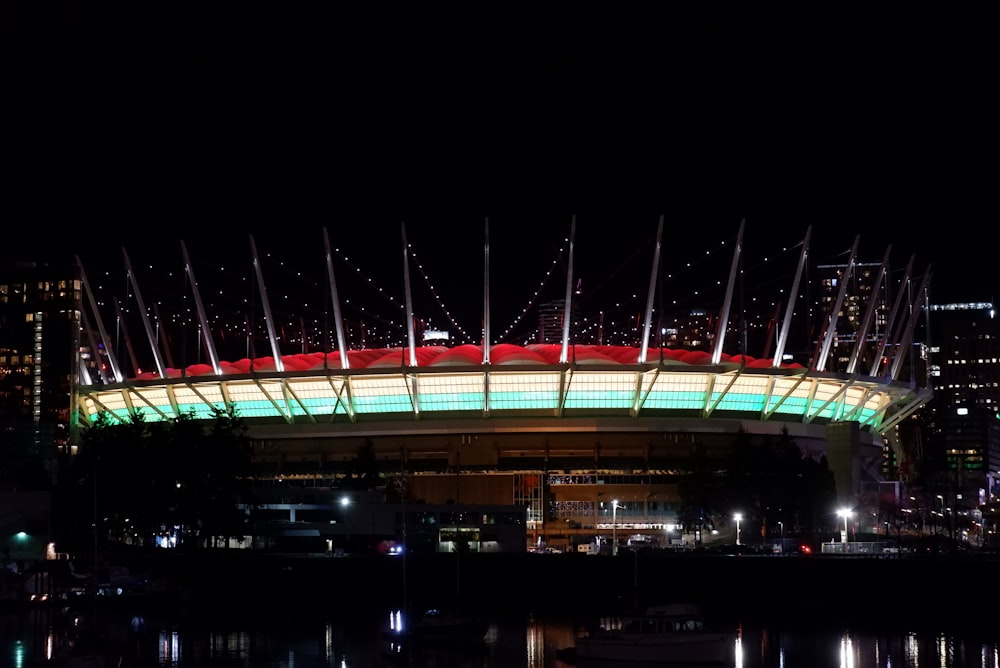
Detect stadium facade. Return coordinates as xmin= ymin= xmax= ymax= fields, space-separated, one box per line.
xmin=71 ymin=220 xmax=933 ymax=550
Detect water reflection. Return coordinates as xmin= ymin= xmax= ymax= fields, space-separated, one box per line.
xmin=1 ymin=605 xmax=999 ymax=667
xmin=736 ymin=624 xmax=1000 ymax=668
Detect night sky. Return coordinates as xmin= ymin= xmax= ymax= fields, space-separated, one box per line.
xmin=3 ymin=7 xmax=998 ymax=339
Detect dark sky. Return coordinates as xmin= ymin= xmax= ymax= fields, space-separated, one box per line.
xmin=3 ymin=7 xmax=998 ymax=334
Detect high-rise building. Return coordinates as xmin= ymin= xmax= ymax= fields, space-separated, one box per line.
xmin=536 ymin=299 xmax=580 ymax=344
xmin=536 ymin=278 xmax=584 ymax=344
xmin=0 ymin=262 xmax=82 ymax=558
xmin=814 ymin=261 xmax=901 ymax=376
xmin=0 ymin=262 xmax=83 ymax=488
xmin=923 ymin=302 xmax=1000 ymax=531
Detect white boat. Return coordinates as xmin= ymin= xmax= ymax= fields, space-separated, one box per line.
xmin=568 ymin=603 xmax=738 ymax=665
xmin=383 ymin=607 xmax=490 ymax=644
xmin=381 ymin=607 xmax=491 ymax=664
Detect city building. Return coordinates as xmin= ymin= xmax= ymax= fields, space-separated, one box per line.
xmin=0 ymin=262 xmax=82 ymax=559
xmin=536 ymin=298 xmax=582 ymax=345
xmin=814 ymin=260 xmax=897 ymax=375
xmin=921 ymin=301 xmax=1000 ymax=546
xmin=7 ymin=222 xmax=974 ymax=556
xmin=0 ymin=261 xmax=82 ymax=483
xmin=61 ymin=223 xmax=934 ymax=554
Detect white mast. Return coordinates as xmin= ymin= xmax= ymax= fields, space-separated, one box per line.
xmin=323 ymin=228 xmax=350 ymax=369
xmin=711 ymin=219 xmax=745 ymax=365
xmin=249 ymin=234 xmax=284 ymax=372
xmin=182 ymin=241 xmax=221 ymax=375
xmin=559 ymin=216 xmax=576 ymax=364
xmin=772 ymin=227 xmax=811 ymax=368
xmin=639 ymin=215 xmax=664 ymax=364
xmin=122 ymin=248 xmax=167 ymax=379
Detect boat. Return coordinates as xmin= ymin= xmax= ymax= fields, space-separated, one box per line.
xmin=381 ymin=607 xmax=491 ymax=664
xmin=562 ymin=603 xmax=738 ymax=665
xmin=381 ymin=609 xmax=491 ymax=664
xmin=384 ymin=607 xmax=490 ymax=644
xmin=384 ymin=512 xmax=491 ymax=647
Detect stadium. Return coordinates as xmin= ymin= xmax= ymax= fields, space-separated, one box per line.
xmin=72 ymin=220 xmax=932 ymax=551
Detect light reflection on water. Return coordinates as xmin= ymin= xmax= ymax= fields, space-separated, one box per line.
xmin=2 ymin=606 xmax=999 ymax=668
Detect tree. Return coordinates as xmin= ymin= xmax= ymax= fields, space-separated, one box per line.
xmin=66 ymin=411 xmax=156 ymax=550
xmin=704 ymin=427 xmax=837 ymax=543
xmin=676 ymin=442 xmax=722 ymax=544
xmin=719 ymin=428 xmax=759 ymax=521
xmin=797 ymin=454 xmax=837 ymax=536
xmin=345 ymin=438 xmax=380 ymax=490
xmin=64 ymin=406 xmax=257 ymax=551
xmin=182 ymin=406 xmax=256 ymax=547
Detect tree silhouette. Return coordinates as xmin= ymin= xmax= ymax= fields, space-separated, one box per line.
xmin=698 ymin=426 xmax=838 ymax=543
xmin=184 ymin=406 xmax=256 ymax=547
xmin=64 ymin=406 xmax=257 ymax=551
xmin=676 ymin=442 xmax=723 ymax=544
xmin=346 ymin=438 xmax=380 ymax=490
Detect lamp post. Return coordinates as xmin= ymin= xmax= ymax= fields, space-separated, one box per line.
xmin=837 ymin=507 xmax=852 ymax=545
xmin=341 ymin=495 xmax=351 ymax=551
xmin=612 ymin=499 xmax=620 ymax=557
xmin=733 ymin=513 xmax=743 ymax=546
xmin=910 ymin=496 xmax=924 ymax=535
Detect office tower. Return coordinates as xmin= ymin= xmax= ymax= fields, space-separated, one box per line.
xmin=0 ymin=262 xmax=81 ymax=558
xmin=0 ymin=262 xmax=83 ymax=487
xmin=924 ymin=302 xmax=1000 ymax=534
xmin=814 ymin=261 xmax=896 ymax=374
xmin=537 ymin=299 xmax=582 ymax=344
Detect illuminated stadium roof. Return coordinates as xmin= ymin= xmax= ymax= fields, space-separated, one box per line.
xmin=73 ymin=221 xmax=933 ymax=440
xmin=128 ymin=344 xmax=802 ymax=378
xmin=76 ymin=342 xmax=921 ymax=436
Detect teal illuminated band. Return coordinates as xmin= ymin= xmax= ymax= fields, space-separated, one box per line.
xmin=79 ymin=365 xmax=892 ymax=432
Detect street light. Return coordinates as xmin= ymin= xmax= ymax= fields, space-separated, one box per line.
xmin=733 ymin=513 xmax=743 ymax=545
xmin=837 ymin=507 xmax=852 ymax=545
xmin=608 ymin=501 xmax=620 ymax=555
xmin=341 ymin=495 xmax=352 ymax=550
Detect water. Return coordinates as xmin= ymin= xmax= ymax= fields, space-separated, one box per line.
xmin=3 ymin=603 xmax=999 ymax=668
